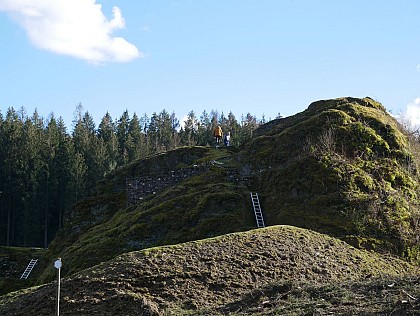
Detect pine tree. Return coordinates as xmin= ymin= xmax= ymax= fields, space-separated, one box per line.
xmin=69 ymin=152 xmax=87 ymax=203
xmin=170 ymin=112 xmax=180 ymax=149
xmin=226 ymin=111 xmax=241 ymax=146
xmin=43 ymin=114 xmax=64 ymax=247
xmin=98 ymin=112 xmax=118 ymax=172
xmin=157 ymin=110 xmax=174 ymax=151
xmin=72 ymin=111 xmax=99 ymax=197
xmin=116 ymin=110 xmax=131 ymax=165
xmin=140 ymin=113 xmax=151 ymax=156
xmin=0 ymin=110 xmax=4 ymax=244
xmin=239 ymin=113 xmax=258 ymax=145
xmin=2 ymin=108 xmax=25 ymax=246
xmin=198 ymin=110 xmax=212 ymax=146
xmin=55 ymin=117 xmax=75 ymax=229
xmin=21 ymin=111 xmax=46 ymax=247
xmin=127 ymin=113 xmax=147 ymax=161
xmin=148 ymin=112 xmax=159 ymax=153
xmin=181 ymin=110 xmax=199 ymax=146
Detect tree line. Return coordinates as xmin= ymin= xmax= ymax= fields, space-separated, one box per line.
xmin=0 ymin=104 xmax=275 ymax=248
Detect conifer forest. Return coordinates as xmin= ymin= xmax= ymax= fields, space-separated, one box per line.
xmin=0 ymin=105 xmax=270 ymax=248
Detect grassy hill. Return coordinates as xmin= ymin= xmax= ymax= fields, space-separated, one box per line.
xmin=1 ymin=96 xmax=419 ymax=314
xmin=1 ymin=226 xmax=418 ymax=315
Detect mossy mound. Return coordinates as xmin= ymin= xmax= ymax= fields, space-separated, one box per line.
xmin=242 ymin=97 xmax=420 ymax=262
xmin=0 ymin=226 xmax=417 ymax=315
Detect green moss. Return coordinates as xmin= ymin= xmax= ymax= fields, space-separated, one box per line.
xmin=404 ymin=244 xmax=420 ymax=263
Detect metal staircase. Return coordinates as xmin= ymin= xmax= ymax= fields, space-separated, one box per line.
xmin=20 ymin=259 xmax=38 ymax=279
xmin=250 ymin=192 xmax=265 ymax=228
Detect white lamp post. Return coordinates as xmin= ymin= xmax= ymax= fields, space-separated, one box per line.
xmin=54 ymin=258 xmax=62 ymax=316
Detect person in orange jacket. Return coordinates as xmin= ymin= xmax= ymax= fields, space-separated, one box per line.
xmin=213 ymin=125 xmax=223 ymax=146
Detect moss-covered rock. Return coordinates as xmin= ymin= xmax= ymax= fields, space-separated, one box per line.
xmin=6 ymin=96 xmax=420 ymax=297
xmin=243 ymin=97 xmax=419 ymax=263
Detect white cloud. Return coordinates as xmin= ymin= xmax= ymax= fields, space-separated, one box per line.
xmin=401 ymin=98 xmax=420 ymax=129
xmin=0 ymin=0 xmax=141 ymax=64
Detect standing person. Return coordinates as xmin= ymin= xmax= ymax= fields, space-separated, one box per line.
xmin=224 ymin=132 xmax=231 ymax=146
xmin=213 ymin=125 xmax=223 ymax=147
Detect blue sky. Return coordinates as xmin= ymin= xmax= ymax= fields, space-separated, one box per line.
xmin=1 ymin=0 xmax=420 ymax=129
